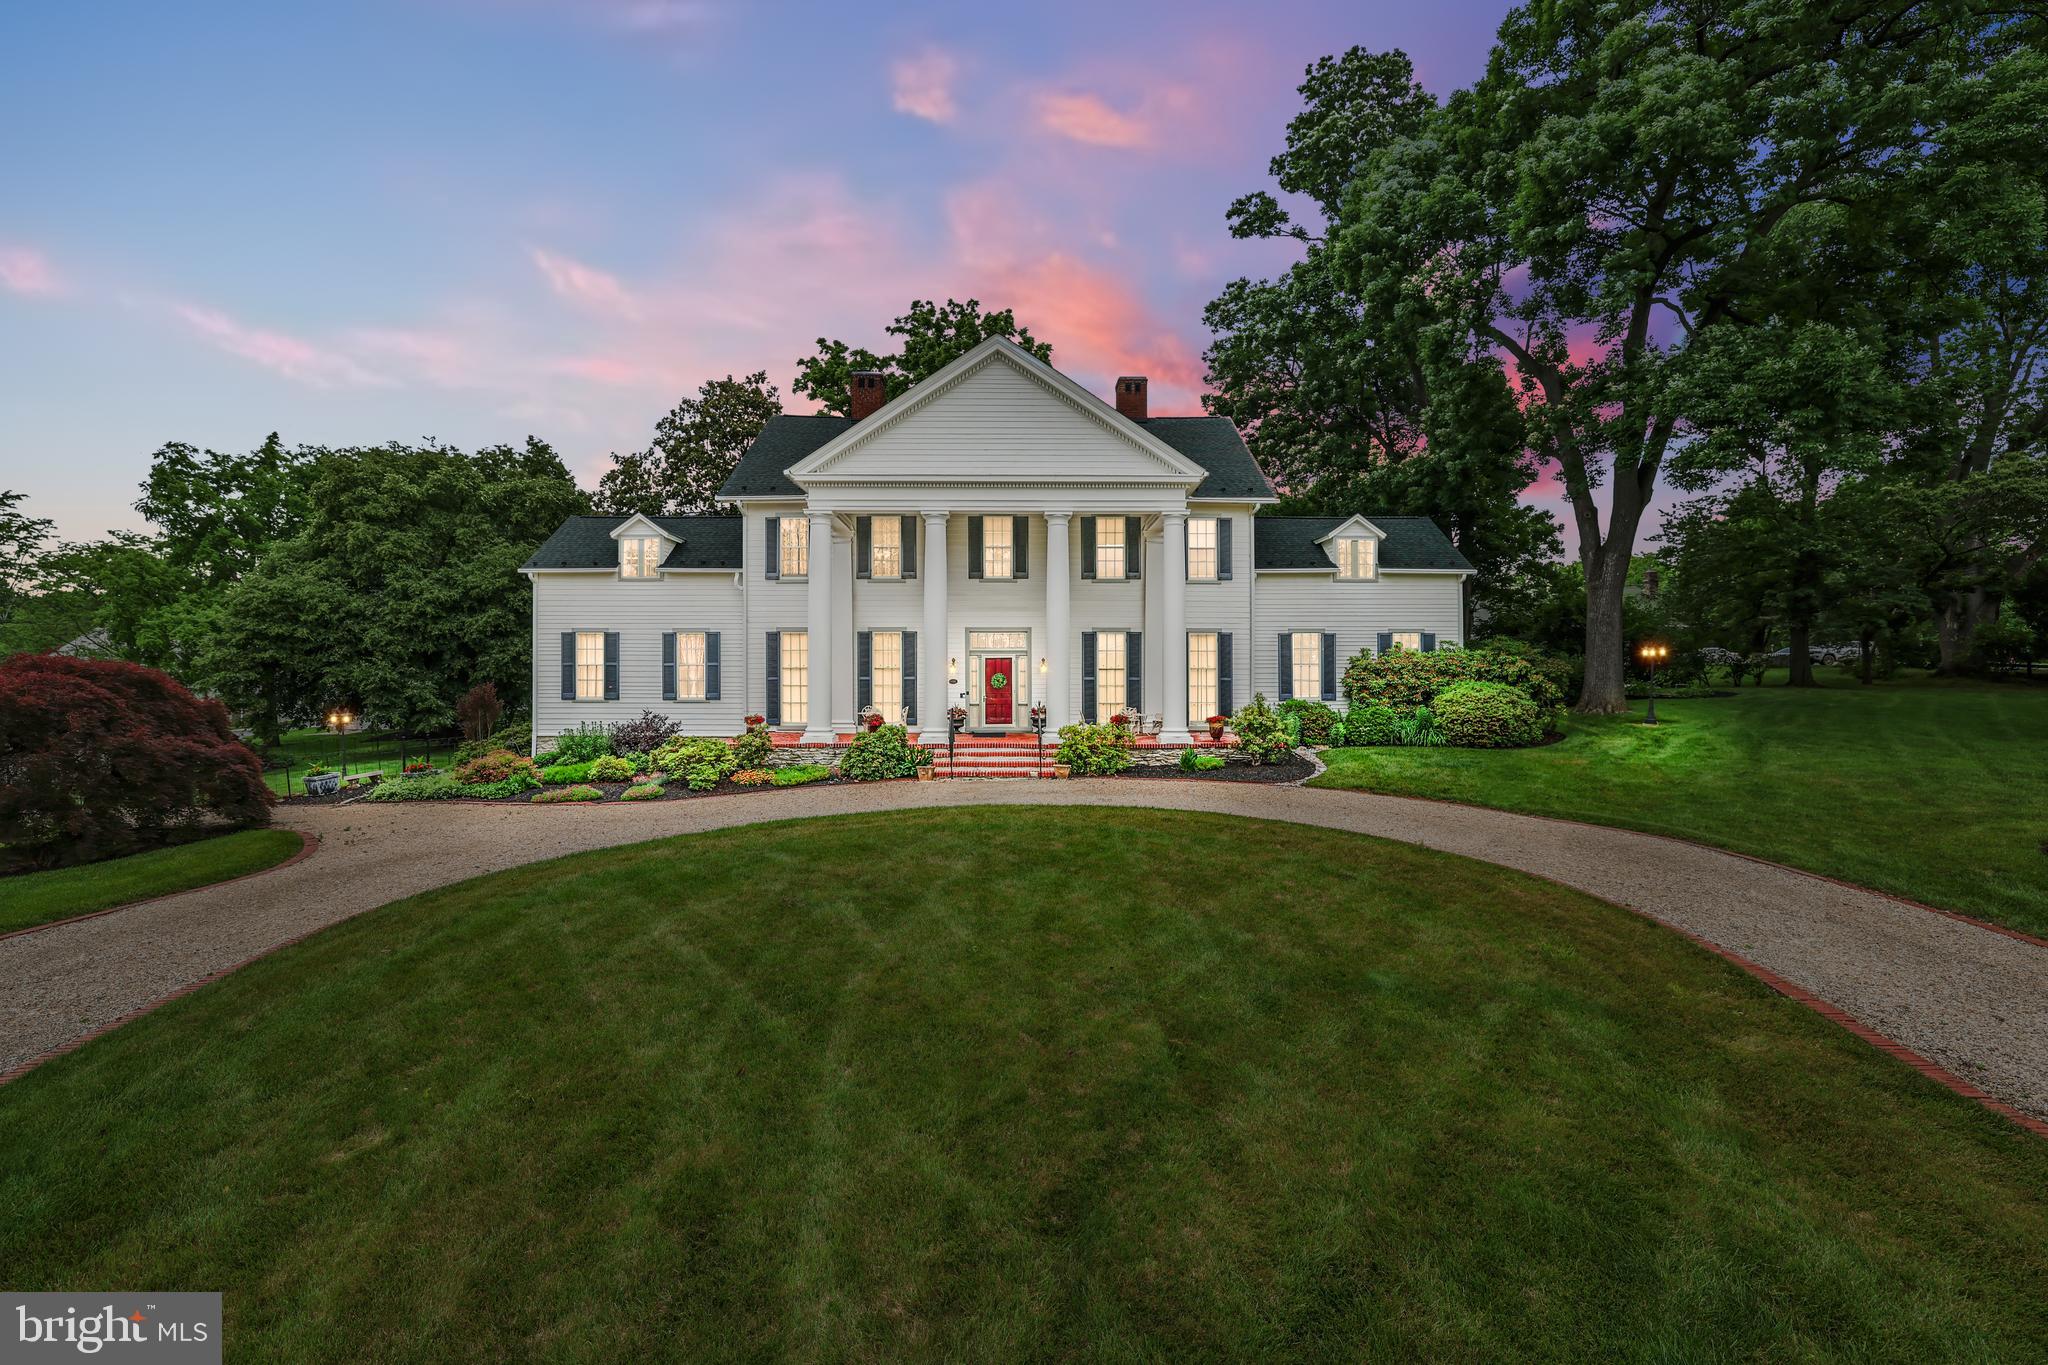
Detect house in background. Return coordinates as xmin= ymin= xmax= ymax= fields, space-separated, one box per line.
xmin=521 ymin=336 xmax=1470 ymax=752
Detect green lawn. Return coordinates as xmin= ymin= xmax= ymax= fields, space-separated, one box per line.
xmin=262 ymin=727 xmax=459 ymax=796
xmin=0 ymin=828 xmax=303 ymax=934
xmin=4 ymin=809 xmax=2042 ymax=1361
xmin=1314 ymin=673 xmax=2048 ymax=937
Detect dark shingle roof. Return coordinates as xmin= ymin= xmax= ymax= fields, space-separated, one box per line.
xmin=523 ymin=515 xmax=742 ymax=570
xmin=1254 ymin=516 xmax=1472 ymax=572
xmin=715 ymin=413 xmax=1275 ymax=500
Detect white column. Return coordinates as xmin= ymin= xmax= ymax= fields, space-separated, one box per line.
xmin=1043 ymin=512 xmax=1072 ymax=731
xmin=831 ymin=525 xmax=855 ymax=735
xmin=1160 ymin=511 xmax=1191 ymax=742
xmin=800 ymin=512 xmax=837 ymax=743
xmin=921 ymin=511 xmax=949 ymax=734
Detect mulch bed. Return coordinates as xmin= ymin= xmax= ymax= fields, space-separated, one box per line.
xmin=1101 ymin=752 xmax=1318 ymax=785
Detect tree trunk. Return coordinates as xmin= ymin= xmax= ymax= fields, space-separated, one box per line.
xmin=1858 ymin=629 xmax=1875 ymax=684
xmin=1786 ymin=619 xmax=1814 ymax=687
xmin=1577 ymin=551 xmax=1631 ymax=713
xmin=1935 ymin=588 xmax=1997 ymax=674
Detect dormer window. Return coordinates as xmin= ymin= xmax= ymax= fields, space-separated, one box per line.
xmin=1334 ymin=537 xmax=1376 ymax=581
xmin=620 ymin=536 xmax=662 ymax=579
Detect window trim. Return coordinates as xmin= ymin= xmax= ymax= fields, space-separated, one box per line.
xmin=574 ymin=630 xmax=606 ymax=701
xmin=1288 ymin=630 xmax=1322 ymax=703
xmin=869 ymin=516 xmax=903 ymax=580
xmin=619 ymin=536 xmax=663 ymax=580
xmin=1390 ymin=630 xmax=1424 ymax=654
xmin=981 ymin=515 xmax=1015 ymax=580
xmin=1186 ymin=516 xmax=1219 ymax=583
xmin=1188 ymin=630 xmax=1220 ymax=725
xmin=1094 ymin=515 xmax=1127 ymax=581
xmin=779 ymin=517 xmax=810 ymax=581
xmin=674 ymin=630 xmax=708 ymax=702
xmin=1333 ymin=536 xmax=1377 ymax=581
xmin=1095 ymin=630 xmax=1127 ymax=723
xmin=781 ymin=630 xmax=810 ymax=727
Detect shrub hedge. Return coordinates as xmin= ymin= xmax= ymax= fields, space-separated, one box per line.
xmin=1054 ymin=722 xmax=1135 ymax=776
xmin=587 ymin=755 xmax=637 ymax=782
xmin=839 ymin=725 xmax=930 ymax=782
xmin=1277 ymin=698 xmax=1341 ymax=746
xmin=1230 ymin=694 xmax=1294 ymax=765
xmin=652 ymin=737 xmax=738 ymax=791
xmin=1341 ymin=644 xmax=1571 ymax=714
xmin=1433 ymin=681 xmax=1545 ymax=748
xmin=532 ymin=784 xmax=604 ymax=804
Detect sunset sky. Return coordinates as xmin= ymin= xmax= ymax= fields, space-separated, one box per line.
xmin=0 ymin=0 xmax=1589 ymax=545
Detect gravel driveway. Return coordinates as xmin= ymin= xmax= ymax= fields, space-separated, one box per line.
xmin=4 ymin=782 xmax=2043 ymax=1128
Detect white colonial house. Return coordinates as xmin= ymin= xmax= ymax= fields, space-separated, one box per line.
xmin=522 ymin=336 xmax=1470 ymax=750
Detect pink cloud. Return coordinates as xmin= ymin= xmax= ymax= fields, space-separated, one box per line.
xmin=891 ymin=47 xmax=959 ymax=124
xmin=175 ymin=304 xmax=389 ymax=388
xmin=346 ymin=326 xmax=486 ymax=388
xmin=1032 ymin=91 xmax=1155 ymax=149
xmin=530 ymin=246 xmax=644 ymax=320
xmin=549 ymin=354 xmax=667 ymax=388
xmin=0 ymin=244 xmax=62 ymax=297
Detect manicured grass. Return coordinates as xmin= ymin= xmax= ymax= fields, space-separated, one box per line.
xmin=0 ymin=828 xmax=303 ymax=934
xmin=262 ymin=727 xmax=460 ymax=796
xmin=3 ymin=809 xmax=2042 ymax=1361
xmin=1315 ymin=673 xmax=2048 ymax=936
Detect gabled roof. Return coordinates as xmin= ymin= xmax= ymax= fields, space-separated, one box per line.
xmin=1254 ymin=516 xmax=1473 ymax=572
xmin=718 ymin=414 xmax=1274 ymax=500
xmin=522 ymin=515 xmax=743 ymax=570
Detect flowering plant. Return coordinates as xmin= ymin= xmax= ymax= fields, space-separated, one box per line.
xmin=744 ymin=713 xmax=766 ymax=727
xmin=1206 ymin=715 xmax=1228 ymax=726
xmin=1109 ymin=712 xmax=1130 ymax=728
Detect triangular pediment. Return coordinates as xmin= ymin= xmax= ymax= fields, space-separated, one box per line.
xmin=1316 ymin=515 xmax=1387 ymax=543
xmin=788 ymin=338 xmax=1207 ymax=487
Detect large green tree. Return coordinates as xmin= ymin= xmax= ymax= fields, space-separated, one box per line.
xmin=794 ymin=299 xmax=1050 ymax=415
xmin=134 ymin=433 xmax=310 ymax=586
xmin=0 ymin=490 xmax=54 ymax=648
xmin=1336 ymin=1 xmax=2024 ymax=710
xmin=1204 ymin=48 xmax=1559 ymax=627
xmin=196 ymin=439 xmax=588 ymax=742
xmin=595 ymin=372 xmax=781 ymax=517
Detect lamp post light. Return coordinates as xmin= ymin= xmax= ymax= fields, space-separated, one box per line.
xmin=1029 ymin=701 xmax=1049 ymax=777
xmin=1637 ymin=644 xmax=1669 ymax=725
xmin=327 ymin=708 xmax=354 ymax=774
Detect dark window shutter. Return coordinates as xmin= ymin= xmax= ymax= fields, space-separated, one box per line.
xmin=1278 ymin=633 xmax=1293 ymax=701
xmin=1081 ymin=631 xmax=1097 ymax=720
xmin=662 ymin=631 xmax=677 ymax=701
xmin=1219 ymin=633 xmax=1234 ymax=715
xmin=1322 ymin=633 xmax=1338 ymax=701
xmin=764 ymin=517 xmax=780 ymax=580
xmin=1126 ymin=631 xmax=1143 ymax=713
xmin=856 ymin=516 xmax=872 ymax=579
xmin=1217 ymin=517 xmax=1233 ymax=581
xmin=764 ymin=632 xmax=781 ymax=725
xmin=1080 ymin=517 xmax=1096 ymax=580
xmin=901 ymin=515 xmax=917 ymax=580
xmin=967 ymin=516 xmax=984 ymax=579
xmin=603 ymin=632 xmax=620 ymax=700
xmin=903 ymin=630 xmax=918 ymax=726
xmin=705 ymin=632 xmax=721 ymax=701
xmin=1125 ymin=516 xmax=1142 ymax=579
xmin=1012 ymin=515 xmax=1029 ymax=579
xmin=857 ymin=630 xmax=872 ymax=713
xmin=1377 ymin=631 xmax=1393 ymax=656
xmin=560 ymin=632 xmax=575 ymax=700
xmin=1421 ymin=632 xmax=1437 ymax=652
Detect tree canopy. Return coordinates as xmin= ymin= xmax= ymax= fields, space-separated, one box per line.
xmin=595 ymin=372 xmax=781 ymax=517
xmin=794 ymin=299 xmax=1051 ymax=415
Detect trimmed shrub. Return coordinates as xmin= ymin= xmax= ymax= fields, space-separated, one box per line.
xmin=551 ymin=722 xmax=613 ymax=763
xmin=456 ymin=749 xmax=541 ymax=787
xmin=1277 ymin=698 xmax=1341 ymax=746
xmin=463 ymin=776 xmax=542 ymax=799
xmin=609 ymin=710 xmax=681 ymax=755
xmin=839 ymin=724 xmax=929 ymax=782
xmin=732 ymin=768 xmax=773 ymax=786
xmin=532 ymin=784 xmax=604 ymax=804
xmin=454 ymin=719 xmax=531 ymax=767
xmin=363 ymin=773 xmax=464 ymax=802
xmin=588 ymin=755 xmax=636 ymax=782
xmin=620 ymin=782 xmax=665 ymax=801
xmin=1434 ymin=681 xmax=1544 ymax=748
xmin=769 ymin=763 xmax=831 ymax=787
xmin=1230 ymin=694 xmax=1294 ymax=765
xmin=1178 ymin=748 xmax=1225 ymax=773
xmin=1345 ymin=704 xmax=1403 ymax=746
xmin=539 ymin=761 xmax=595 ymax=784
xmin=455 ymin=683 xmax=504 ymax=742
xmin=0 ymin=656 xmax=273 ymax=870
xmin=652 ymin=737 xmax=737 ymax=791
xmin=1054 ymin=722 xmax=1134 ymax=776
xmin=731 ymin=717 xmax=774 ymax=769
xmin=1342 ymin=643 xmax=1571 ymax=714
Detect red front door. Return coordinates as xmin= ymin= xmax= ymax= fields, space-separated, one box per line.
xmin=983 ymin=657 xmax=1014 ymax=726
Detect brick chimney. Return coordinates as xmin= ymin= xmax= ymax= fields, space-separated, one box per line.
xmin=849 ymin=370 xmax=887 ymax=421
xmin=1114 ymin=375 xmax=1148 ymax=420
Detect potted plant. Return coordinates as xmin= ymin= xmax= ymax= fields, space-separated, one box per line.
xmin=303 ymin=764 xmax=340 ymax=797
xmin=1207 ymin=714 xmax=1228 ymax=741
xmin=947 ymin=704 xmax=967 ymax=732
xmin=861 ymin=706 xmax=885 ymax=733
xmin=1109 ymin=711 xmax=1130 ymax=730
xmin=744 ymin=713 xmax=766 ymax=728
xmin=1051 ymin=762 xmax=1072 ymax=779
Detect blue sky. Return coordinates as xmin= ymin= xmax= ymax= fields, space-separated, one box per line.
xmin=1 ymin=0 xmax=1540 ymax=544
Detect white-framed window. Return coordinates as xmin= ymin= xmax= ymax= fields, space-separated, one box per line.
xmin=620 ymin=536 xmax=662 ymax=579
xmin=1390 ymin=632 xmax=1423 ymax=653
xmin=1095 ymin=516 xmax=1126 ymax=579
xmin=575 ymin=630 xmax=605 ymax=700
xmin=676 ymin=630 xmax=707 ymax=702
xmin=781 ymin=631 xmax=809 ymax=725
xmin=1335 ymin=537 xmax=1376 ymax=580
xmin=780 ymin=518 xmax=809 ymax=579
xmin=1189 ymin=632 xmax=1219 ymax=723
xmin=1291 ymin=632 xmax=1322 ymax=699
xmin=982 ymin=516 xmax=1014 ymax=579
xmin=871 ymin=630 xmax=903 ymax=724
xmin=870 ymin=517 xmax=902 ymax=579
xmin=1187 ymin=516 xmax=1218 ymax=581
xmin=1096 ymin=631 xmax=1127 ymax=722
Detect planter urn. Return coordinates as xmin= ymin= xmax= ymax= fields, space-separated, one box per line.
xmin=1208 ymin=721 xmax=1227 ymax=741
xmin=304 ymin=772 xmax=341 ymax=797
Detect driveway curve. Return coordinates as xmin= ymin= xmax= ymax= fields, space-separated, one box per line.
xmin=4 ymin=782 xmax=2044 ymax=1130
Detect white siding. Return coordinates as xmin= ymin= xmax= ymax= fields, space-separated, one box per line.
xmin=743 ymin=503 xmax=808 ymax=725
xmin=530 ymin=570 xmax=747 ymax=745
xmin=1248 ymin=573 xmax=1465 ymax=706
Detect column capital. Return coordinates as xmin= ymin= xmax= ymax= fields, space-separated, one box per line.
xmin=921 ymin=509 xmax=950 ymax=527
xmin=1159 ymin=508 xmax=1188 ymax=526
xmin=1042 ymin=509 xmax=1074 ymax=525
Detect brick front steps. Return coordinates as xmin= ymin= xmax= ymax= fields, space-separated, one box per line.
xmin=928 ymin=740 xmax=1053 ymax=779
